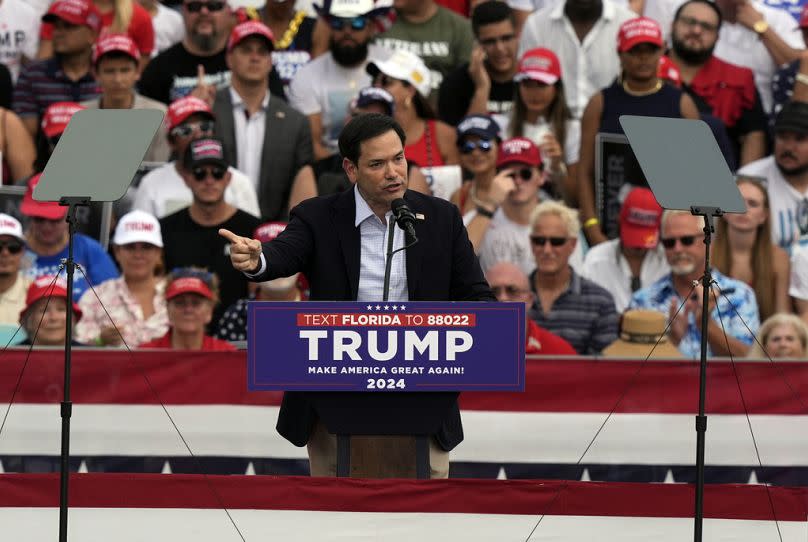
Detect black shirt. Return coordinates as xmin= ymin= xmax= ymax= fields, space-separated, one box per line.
xmin=160 ymin=208 xmax=261 ymax=327
xmin=437 ymin=62 xmax=515 ymax=126
xmin=138 ymin=42 xmax=286 ymax=105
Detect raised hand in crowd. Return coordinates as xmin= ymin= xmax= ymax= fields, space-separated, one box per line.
xmin=190 ymin=65 xmax=217 ymax=107
xmin=219 ymin=228 xmax=262 ymax=274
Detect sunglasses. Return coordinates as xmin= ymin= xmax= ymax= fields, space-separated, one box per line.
xmin=170 ymin=120 xmax=215 ymax=138
xmin=185 ymin=1 xmax=225 ymax=12
xmin=505 ymin=168 xmax=534 ymax=181
xmin=491 ymin=285 xmax=529 ymax=297
xmin=459 ymin=139 xmax=493 ymax=154
xmin=660 ymin=235 xmax=697 ymax=249
xmin=328 ymin=16 xmax=367 ymax=31
xmin=0 ymin=240 xmax=24 ymax=254
xmin=192 ymin=166 xmax=227 ymax=181
xmin=530 ymin=235 xmax=567 ymax=247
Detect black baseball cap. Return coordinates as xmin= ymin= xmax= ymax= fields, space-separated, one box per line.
xmin=183 ymin=137 xmax=229 ymax=170
xmin=775 ymin=101 xmax=808 ymax=135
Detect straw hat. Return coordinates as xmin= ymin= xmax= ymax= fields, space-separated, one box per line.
xmin=602 ymin=310 xmax=683 ymax=358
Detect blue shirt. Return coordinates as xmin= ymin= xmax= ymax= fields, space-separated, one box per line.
xmin=628 ymin=270 xmax=759 ymax=358
xmin=24 ymin=233 xmax=119 ymax=299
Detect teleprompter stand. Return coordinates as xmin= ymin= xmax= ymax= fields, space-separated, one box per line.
xmin=619 ymin=116 xmax=745 ymax=542
xmin=35 ymin=109 xmax=164 ymax=542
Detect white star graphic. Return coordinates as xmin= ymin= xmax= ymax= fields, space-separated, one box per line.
xmin=399 ymin=305 xmax=406 ymax=311
xmin=384 ymin=305 xmax=389 ymax=310
xmin=392 ymin=305 xmax=398 ymax=310
xmin=366 ymin=305 xmax=373 ymax=310
xmin=375 ymin=305 xmax=382 ymax=310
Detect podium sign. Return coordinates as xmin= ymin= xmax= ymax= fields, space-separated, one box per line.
xmin=248 ymin=301 xmax=525 ymax=392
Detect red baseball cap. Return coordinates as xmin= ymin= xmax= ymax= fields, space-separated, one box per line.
xmin=227 ymin=21 xmax=275 ymax=53
xmin=619 ymin=187 xmax=663 ymax=249
xmin=514 ymin=48 xmax=561 ymax=85
xmin=800 ymin=4 xmax=808 ymax=28
xmin=167 ymin=96 xmax=215 ymax=131
xmin=166 ymin=276 xmax=214 ymax=301
xmin=20 ymin=174 xmax=68 ymax=221
xmin=496 ymin=137 xmax=542 ymax=169
xmin=658 ymin=55 xmax=681 ymax=87
xmin=20 ymin=275 xmax=82 ymax=322
xmin=254 ymin=221 xmax=287 ymax=243
xmin=41 ymin=101 xmax=85 ymax=138
xmin=618 ymin=17 xmax=664 ymax=52
xmin=92 ymin=33 xmax=140 ymax=66
xmin=42 ymin=0 xmax=102 ymax=33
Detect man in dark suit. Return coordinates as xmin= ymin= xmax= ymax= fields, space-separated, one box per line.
xmin=221 ymin=114 xmax=495 ymax=478
xmin=213 ymin=21 xmax=317 ymax=221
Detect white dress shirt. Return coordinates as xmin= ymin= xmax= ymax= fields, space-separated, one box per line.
xmin=250 ymin=186 xmax=410 ymax=302
xmin=519 ymin=0 xmax=637 ymax=118
xmin=230 ymin=87 xmax=269 ymax=190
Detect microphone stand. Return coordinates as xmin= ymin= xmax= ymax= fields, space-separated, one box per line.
xmin=58 ymin=196 xmax=90 ymax=542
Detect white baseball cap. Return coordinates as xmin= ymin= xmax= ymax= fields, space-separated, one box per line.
xmin=113 ymin=210 xmax=163 ymax=248
xmin=367 ymin=50 xmax=432 ymax=97
xmin=0 ymin=213 xmax=25 ymax=242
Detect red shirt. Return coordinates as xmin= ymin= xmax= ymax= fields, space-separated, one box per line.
xmin=42 ymin=3 xmax=155 ymax=56
xmin=405 ymin=119 xmax=445 ymax=168
xmin=140 ymin=330 xmax=237 ymax=351
xmin=435 ymin=0 xmax=469 ymax=16
xmin=688 ymin=56 xmax=756 ymax=128
xmin=526 ymin=319 xmax=577 ymax=355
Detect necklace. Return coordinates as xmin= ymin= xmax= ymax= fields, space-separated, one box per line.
xmin=622 ymin=79 xmax=663 ymax=97
xmin=275 ymin=11 xmax=307 ymax=51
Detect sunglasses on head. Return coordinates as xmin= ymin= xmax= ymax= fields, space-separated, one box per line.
xmin=530 ymin=235 xmax=567 ymax=247
xmin=0 ymin=240 xmax=23 ymax=254
xmin=185 ymin=0 xmax=225 ymax=12
xmin=328 ymin=16 xmax=367 ymax=31
xmin=192 ymin=166 xmax=227 ymax=181
xmin=459 ymin=139 xmax=493 ymax=154
xmin=170 ymin=120 xmax=215 ymax=138
xmin=661 ymin=235 xmax=697 ymax=249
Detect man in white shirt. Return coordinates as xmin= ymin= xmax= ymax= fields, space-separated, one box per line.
xmin=518 ymin=0 xmax=637 ymax=118
xmin=0 ymin=0 xmax=40 ymax=82
xmin=213 ymin=21 xmax=317 ymax=221
xmin=738 ymin=100 xmax=808 ymax=250
xmin=288 ymin=0 xmax=392 ymax=164
xmin=133 ymin=95 xmax=261 ymax=219
xmin=581 ymin=187 xmax=669 ymax=312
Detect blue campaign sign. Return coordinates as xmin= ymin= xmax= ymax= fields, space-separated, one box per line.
xmin=247 ymin=301 xmax=525 ymax=392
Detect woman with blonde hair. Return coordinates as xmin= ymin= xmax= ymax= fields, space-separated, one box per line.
xmin=747 ymin=313 xmax=808 ymax=359
xmin=712 ymin=177 xmax=790 ymax=322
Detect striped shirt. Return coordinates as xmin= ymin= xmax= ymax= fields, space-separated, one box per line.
xmin=528 ymin=268 xmax=619 ymax=355
xmin=13 ymin=58 xmax=100 ymax=119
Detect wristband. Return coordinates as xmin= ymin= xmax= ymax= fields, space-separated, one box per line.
xmin=583 ymin=217 xmax=600 ymax=229
xmin=476 ymin=206 xmax=496 ymax=219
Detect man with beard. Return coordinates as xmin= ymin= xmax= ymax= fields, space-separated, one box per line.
xmin=668 ymin=0 xmax=766 ymax=167
xmin=213 ymin=21 xmax=317 ymax=221
xmin=139 ymin=0 xmax=285 ymax=105
xmin=739 ymin=101 xmax=808 ymax=249
xmin=437 ymin=0 xmax=518 ymax=126
xmin=629 ymin=210 xmax=758 ymax=358
xmin=288 ymin=0 xmax=392 ymax=167
xmin=518 ymin=0 xmax=636 ymax=118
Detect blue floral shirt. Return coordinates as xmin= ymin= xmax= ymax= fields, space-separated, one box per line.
xmin=628 ymin=270 xmax=759 ymax=358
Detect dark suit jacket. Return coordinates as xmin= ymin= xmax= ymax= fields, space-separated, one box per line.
xmin=213 ymin=88 xmax=313 ymax=220
xmin=254 ymin=188 xmax=495 ymax=451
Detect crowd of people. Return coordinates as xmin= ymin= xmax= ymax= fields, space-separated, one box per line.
xmin=1 ymin=0 xmax=808 ymax=359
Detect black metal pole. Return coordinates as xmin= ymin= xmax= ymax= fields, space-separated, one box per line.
xmin=58 ymin=197 xmax=89 ymax=542
xmin=691 ymin=208 xmax=718 ymax=542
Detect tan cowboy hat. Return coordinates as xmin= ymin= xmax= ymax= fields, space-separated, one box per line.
xmin=602 ymin=310 xmax=683 ymax=359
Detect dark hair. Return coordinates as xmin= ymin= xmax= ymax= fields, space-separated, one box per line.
xmin=673 ymin=0 xmax=722 ymax=29
xmin=471 ymin=0 xmax=515 ymax=36
xmin=338 ymin=113 xmax=406 ymax=164
xmin=510 ymin=79 xmax=572 ymax=153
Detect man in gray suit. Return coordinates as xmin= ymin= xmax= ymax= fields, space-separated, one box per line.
xmin=213 ymin=21 xmax=317 ymax=221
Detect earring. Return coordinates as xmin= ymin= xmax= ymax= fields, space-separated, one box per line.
xmin=405 ymin=96 xmax=412 ymax=108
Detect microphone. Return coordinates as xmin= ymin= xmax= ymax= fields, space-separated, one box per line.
xmin=391 ymin=198 xmax=418 ymax=242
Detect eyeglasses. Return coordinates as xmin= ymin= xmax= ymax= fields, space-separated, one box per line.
xmin=491 ymin=285 xmax=530 ymax=297
xmin=0 ymin=240 xmax=24 ymax=254
xmin=459 ymin=139 xmax=493 ymax=154
xmin=328 ymin=16 xmax=367 ymax=31
xmin=185 ymin=1 xmax=226 ymax=12
xmin=170 ymin=120 xmax=215 ymax=138
xmin=530 ymin=235 xmax=567 ymax=247
xmin=192 ymin=166 xmax=226 ymax=181
xmin=479 ymin=34 xmax=516 ymax=47
xmin=660 ymin=235 xmax=697 ymax=249
xmin=676 ymin=15 xmax=718 ymax=33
